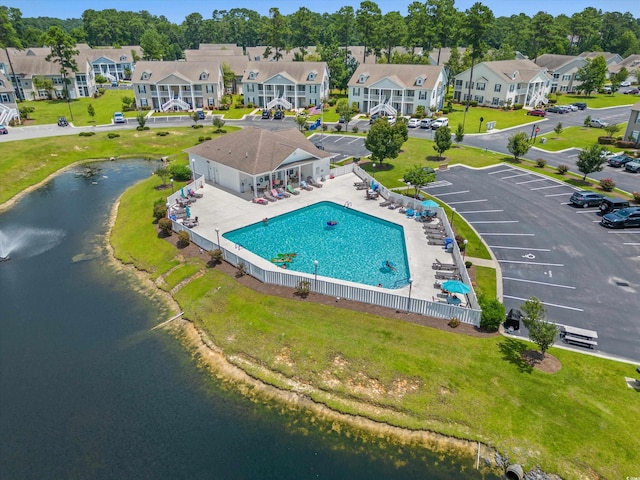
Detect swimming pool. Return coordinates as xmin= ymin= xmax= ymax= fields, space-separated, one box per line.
xmin=224 ymin=201 xmax=411 ymax=289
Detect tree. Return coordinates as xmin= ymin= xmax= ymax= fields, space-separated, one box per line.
xmin=403 ymin=164 xmax=436 ymax=197
xmin=87 ymin=104 xmax=95 ymax=123
xmin=294 ymin=113 xmax=307 ymax=131
xmin=520 ymin=297 xmax=558 ymax=356
xmin=139 ymin=28 xmax=166 ymax=60
xmin=554 ymin=122 xmax=564 ymax=135
xmin=603 ymin=123 xmax=621 ymax=138
xmin=213 ymin=117 xmax=225 ymax=133
xmin=263 ymin=7 xmax=288 ymax=61
xmin=405 ymin=2 xmax=429 ymax=56
xmin=365 ymin=118 xmax=406 ymax=165
xmin=221 ymin=63 xmax=236 ymax=92
xmin=609 ymin=67 xmax=629 ymax=93
xmin=191 ymin=111 xmax=201 ymax=126
xmin=0 ymin=6 xmax=24 ymax=101
xmin=378 ymin=11 xmax=407 ymax=64
xmin=444 ymin=47 xmax=463 ymax=93
xmin=576 ymin=143 xmax=606 ymax=181
xmin=335 ymin=99 xmax=354 ymax=131
xmin=506 ymin=131 xmax=530 ymax=161
xmin=356 ymin=1 xmax=382 ymax=63
xmin=428 ymin=0 xmax=459 ymax=65
xmin=455 ymin=124 xmax=464 ymax=143
xmin=433 ymin=125 xmax=452 ymax=160
xmin=41 ymin=26 xmax=79 ymax=114
xmin=334 ymin=6 xmax=355 ymax=64
xmin=136 ymin=112 xmax=147 ymax=129
xmin=575 ymin=55 xmax=608 ymax=96
xmin=155 ymin=165 xmax=170 ymax=187
xmin=478 ymin=294 xmax=505 ymax=332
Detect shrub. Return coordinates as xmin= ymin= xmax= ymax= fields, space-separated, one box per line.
xmin=236 ymin=262 xmax=247 ymax=277
xmin=598 ymin=136 xmax=614 ymax=144
xmin=478 ymin=295 xmax=506 ymax=332
xmin=615 ymin=140 xmax=636 ymax=149
xmin=334 ymin=124 xmax=342 ymax=132
xmin=633 ymin=191 xmax=640 ymax=203
xmin=465 ymin=260 xmax=473 ymax=269
xmin=448 ymin=317 xmax=460 ymax=328
xmin=352 ymin=125 xmax=359 ymax=133
xmin=177 ymin=230 xmax=190 ymax=247
xmin=469 ymin=100 xmax=478 ymax=107
xmin=153 ymin=203 xmax=167 ymax=221
xmin=191 ymin=124 xmax=203 ymax=129
xmin=322 ymin=123 xmax=328 ymax=131
xmin=295 ymin=280 xmax=311 ymax=298
xmin=158 ymin=217 xmax=173 ymax=236
xmin=168 ymin=164 xmax=192 ymax=182
xmin=208 ymin=249 xmax=223 ymax=265
xmin=599 ymin=178 xmax=616 ymax=191
xmin=557 ymin=164 xmax=569 ymax=174
xmin=536 ymin=158 xmax=547 ymax=168
xmin=583 ymin=115 xmax=592 ymax=127
xmin=106 ymin=132 xmax=120 ymax=139
xmin=79 ymin=131 xmax=96 ymax=137
xmin=156 ymin=131 xmax=169 ymax=136
xmin=513 ymin=104 xmax=524 ymax=110
xmin=136 ymin=126 xmax=150 ymax=131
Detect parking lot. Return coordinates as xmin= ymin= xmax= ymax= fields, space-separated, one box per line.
xmin=308 ymin=133 xmax=370 ymax=162
xmin=424 ymin=164 xmax=640 ymax=360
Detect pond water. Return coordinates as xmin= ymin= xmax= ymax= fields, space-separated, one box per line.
xmin=0 ymin=160 xmax=498 ymax=479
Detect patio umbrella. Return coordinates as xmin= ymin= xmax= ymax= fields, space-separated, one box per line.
xmin=421 ymin=199 xmax=439 ymax=208
xmin=185 ymin=205 xmax=191 ymax=218
xmin=180 ymin=187 xmax=185 ymax=197
xmin=441 ymin=280 xmax=471 ymax=295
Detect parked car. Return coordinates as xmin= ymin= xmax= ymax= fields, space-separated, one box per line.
xmin=601 ymin=85 xmax=612 ymax=93
xmin=338 ymin=116 xmax=345 ymax=123
xmin=111 ymin=81 xmax=118 ymax=87
xmin=57 ymin=116 xmax=69 ymax=127
xmin=545 ymin=105 xmax=564 ymax=113
xmin=0 ymin=124 xmax=8 ymax=134
xmin=620 ymin=81 xmax=631 ymax=87
xmin=607 ymin=155 xmax=634 ymax=167
xmin=600 ymin=207 xmax=640 ymax=228
xmin=369 ymin=113 xmax=379 ymax=124
xmin=196 ymin=110 xmax=205 ymax=120
xmin=570 ymin=190 xmax=605 ymax=208
xmin=113 ymin=112 xmax=125 ymax=124
xmin=624 ymin=88 xmax=640 ymax=95
xmin=386 ymin=115 xmax=396 ymax=125
xmin=420 ymin=118 xmax=433 ymax=129
xmin=625 ymin=160 xmax=640 ymax=172
xmin=527 ymin=109 xmax=546 ymax=117
xmin=273 ymin=110 xmax=284 ymax=120
xmin=589 ymin=118 xmax=609 ymax=128
xmin=571 ymin=102 xmax=587 ymax=110
xmin=261 ymin=109 xmax=271 ymax=119
xmin=407 ymin=118 xmax=421 ymax=128
xmin=599 ymin=197 xmax=630 ymax=214
xmin=430 ymin=117 xmax=449 ymax=129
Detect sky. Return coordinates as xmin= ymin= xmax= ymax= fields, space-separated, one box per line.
xmin=4 ymin=0 xmax=638 ymax=23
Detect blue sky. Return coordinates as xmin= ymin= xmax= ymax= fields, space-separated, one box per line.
xmin=4 ymin=0 xmax=638 ymax=23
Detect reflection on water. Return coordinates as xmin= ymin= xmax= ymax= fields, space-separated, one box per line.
xmin=0 ymin=160 xmax=498 ymax=479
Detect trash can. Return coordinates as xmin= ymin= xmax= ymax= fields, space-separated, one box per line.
xmin=444 ymin=237 xmax=454 ymax=253
xmin=505 ymin=309 xmax=522 ymax=331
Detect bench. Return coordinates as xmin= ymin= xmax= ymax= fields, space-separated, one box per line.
xmin=561 ymin=334 xmax=598 ymax=349
xmin=559 ymin=325 xmax=598 ymax=349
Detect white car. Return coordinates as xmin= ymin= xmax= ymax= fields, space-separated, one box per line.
xmin=113 ymin=112 xmax=126 ymax=124
xmin=589 ymin=119 xmax=609 ymax=128
xmin=565 ymin=104 xmax=579 ymax=112
xmin=407 ymin=118 xmax=420 ymax=128
xmin=620 ymin=81 xmax=631 ymax=87
xmin=430 ymin=117 xmax=449 ymax=129
xmin=386 ymin=116 xmax=396 ymax=125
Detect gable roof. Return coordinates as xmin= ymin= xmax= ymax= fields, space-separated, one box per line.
xmin=348 ymin=63 xmax=444 ymax=90
xmin=246 ymin=46 xmax=318 ymax=62
xmin=185 ymin=127 xmax=331 ymax=174
xmin=134 ymin=60 xmax=221 ymax=83
xmin=241 ymin=61 xmax=327 ymax=84
xmin=481 ymin=59 xmax=550 ymax=82
xmin=182 ymin=52 xmax=248 ymax=75
xmin=535 ymin=54 xmax=585 ymax=71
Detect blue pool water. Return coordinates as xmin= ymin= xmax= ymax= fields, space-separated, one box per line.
xmin=224 ymin=201 xmax=410 ymax=288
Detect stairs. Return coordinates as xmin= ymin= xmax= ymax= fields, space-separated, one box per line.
xmin=161 ymin=96 xmax=190 ymax=111
xmin=266 ymin=93 xmax=292 ymax=110
xmin=369 ymin=97 xmax=397 ymax=117
xmin=0 ymin=104 xmax=18 ymax=125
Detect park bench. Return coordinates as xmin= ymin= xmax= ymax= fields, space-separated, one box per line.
xmin=559 ymin=325 xmax=598 ymax=349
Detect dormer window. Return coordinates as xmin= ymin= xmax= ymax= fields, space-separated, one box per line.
xmin=307 ymin=71 xmax=316 ymax=81
xmin=512 ymin=71 xmax=518 ymax=80
xmin=248 ymin=71 xmax=258 ymax=80
xmin=120 ymin=55 xmax=127 ymax=61
xmin=200 ymin=71 xmax=209 ymax=80
xmin=358 ymin=74 xmax=368 ymax=83
xmin=141 ymin=71 xmax=151 ymax=80
xmin=416 ymin=75 xmax=425 ymax=86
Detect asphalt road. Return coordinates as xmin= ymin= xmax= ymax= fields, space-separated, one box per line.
xmin=424 ymin=165 xmax=640 ymax=361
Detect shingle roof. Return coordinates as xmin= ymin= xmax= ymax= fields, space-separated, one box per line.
xmin=183 ymin=52 xmax=248 ymax=75
xmin=246 ymin=46 xmax=318 ymax=62
xmin=482 ymin=59 xmax=550 ymax=82
xmin=242 ymin=61 xmax=327 ymax=84
xmin=185 ymin=127 xmax=331 ymax=175
xmin=535 ymin=54 xmax=584 ymax=71
xmin=348 ymin=63 xmax=444 ymax=89
xmin=134 ymin=60 xmax=221 ymax=83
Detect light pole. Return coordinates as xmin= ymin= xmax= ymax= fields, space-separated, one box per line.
xmin=407 ymin=181 xmax=412 ymax=198
xmin=372 ymin=163 xmax=376 ymax=179
xmin=215 ymin=227 xmax=221 ymax=249
xmin=191 ymin=158 xmax=196 ymax=183
xmin=463 ymin=239 xmax=468 ymax=259
xmin=313 ymin=260 xmax=318 ymax=291
xmin=170 ymin=178 xmax=174 ymax=193
xmin=407 ymin=277 xmax=414 ymax=313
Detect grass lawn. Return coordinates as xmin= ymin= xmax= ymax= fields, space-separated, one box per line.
xmin=445 ymin=105 xmax=539 ymax=132
xmin=535 ymin=125 xmax=618 ymax=152
xmin=218 ymin=106 xmax=255 ymax=119
xmin=110 ymin=174 xmax=640 ymax=480
xmin=561 ymin=92 xmax=638 ymax=108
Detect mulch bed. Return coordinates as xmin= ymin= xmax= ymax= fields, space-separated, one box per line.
xmin=163 ymin=228 xmax=497 ymax=339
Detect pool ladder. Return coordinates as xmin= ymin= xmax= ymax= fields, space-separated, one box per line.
xmin=344 ymin=201 xmax=352 ymax=208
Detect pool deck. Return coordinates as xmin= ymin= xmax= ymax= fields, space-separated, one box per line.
xmin=187 ymin=173 xmax=455 ymax=303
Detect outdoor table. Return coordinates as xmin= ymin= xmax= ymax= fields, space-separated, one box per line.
xmin=447 ymin=296 xmax=462 ymax=306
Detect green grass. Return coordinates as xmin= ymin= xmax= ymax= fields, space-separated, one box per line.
xmin=218 ymin=106 xmax=255 ymax=119
xmin=560 ymin=92 xmax=639 ymax=108
xmin=445 ymin=105 xmax=540 ymax=132
xmin=473 ymin=265 xmax=496 ymax=299
xmin=111 ymin=173 xmax=640 ymax=479
xmin=537 ymin=124 xmax=628 ymax=151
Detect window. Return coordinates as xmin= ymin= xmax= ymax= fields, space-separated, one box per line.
xmin=200 ymin=72 xmax=209 ymax=80
xmin=206 ymin=85 xmax=214 ymax=93
xmin=418 ymin=92 xmax=427 ymax=100
xmin=492 ymin=97 xmax=499 ymax=105
xmin=142 ymin=71 xmax=150 ymax=80
xmin=494 ymin=84 xmax=501 ymax=92
xmin=208 ymin=98 xmax=215 ymax=107
xmin=1 ymin=93 xmax=9 ymax=102
xmin=474 ymin=95 xmax=484 ymax=103
xmin=562 ymin=74 xmax=571 ymax=81
xmin=553 ymin=73 xmax=560 ymax=79
xmin=140 ymin=98 xmax=148 ymax=106
xmin=307 ymin=72 xmax=316 ymax=81
xmin=353 ymin=87 xmax=360 ymax=96
xmin=249 ymin=71 xmax=257 ymax=80
xmin=509 ymin=84 xmax=515 ymax=92
xmin=137 ymin=85 xmax=146 ymax=93
xmin=406 ymin=89 xmax=414 ymax=97
xmin=455 ymin=79 xmax=463 ymax=87
xmin=416 ymin=77 xmax=423 ymax=86
xmin=476 ymin=82 xmax=485 ymax=91
xmin=465 ymin=81 xmax=474 ymax=89
xmin=358 ymin=74 xmax=368 ymax=83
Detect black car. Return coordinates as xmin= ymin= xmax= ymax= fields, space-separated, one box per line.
xmin=600 ymin=207 xmax=640 ymax=228
xmin=571 ymin=102 xmax=587 ymax=110
xmin=369 ymin=113 xmax=379 ymax=124
xmin=0 ymin=125 xmax=8 ymax=134
xmin=599 ymin=197 xmax=630 ymax=214
xmin=261 ymin=109 xmax=271 ymax=119
xmin=338 ymin=116 xmax=345 ymax=123
xmin=545 ymin=106 xmax=564 ymax=113
xmin=273 ymin=110 xmax=284 ymax=120
xmin=57 ymin=116 xmax=69 ymax=127
xmin=570 ymin=190 xmax=605 ymax=208
xmin=607 ymin=155 xmax=634 ymax=167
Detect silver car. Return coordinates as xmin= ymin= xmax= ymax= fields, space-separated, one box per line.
xmin=589 ymin=119 xmax=609 ymax=128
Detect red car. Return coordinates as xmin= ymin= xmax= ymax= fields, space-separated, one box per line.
xmin=527 ymin=109 xmax=546 ymax=117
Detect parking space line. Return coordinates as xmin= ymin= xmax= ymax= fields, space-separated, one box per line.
xmin=500 ymin=173 xmax=530 ymax=180
xmin=560 ymin=202 xmax=571 ymax=205
xmin=447 ymin=199 xmax=488 ymax=205
xmin=531 ymin=185 xmax=567 ymax=191
xmin=624 ymin=242 xmax=640 ymax=245
xmin=457 ymin=209 xmax=504 ymax=214
xmin=347 ymin=138 xmax=359 ymax=144
xmin=575 ymin=209 xmax=599 ymax=213
xmin=516 ymin=178 xmax=548 ymax=185
xmin=435 ymin=190 xmax=469 ymax=196
xmin=333 ymin=136 xmax=343 ymax=143
xmin=469 ymin=220 xmax=519 ymax=224
xmin=481 ymin=233 xmax=534 ymax=236
xmin=424 ymin=181 xmax=452 ymax=188
xmin=608 ymin=231 xmax=640 ymax=234
xmin=488 ymin=168 xmax=514 ymax=175
xmin=489 ymin=246 xmax=551 ymax=251
xmin=503 ymin=295 xmax=584 ymax=312
xmin=503 ymin=277 xmax=575 ymax=289
xmin=499 ymin=260 xmax=563 ymax=266
xmin=545 ymin=192 xmax=573 ymax=197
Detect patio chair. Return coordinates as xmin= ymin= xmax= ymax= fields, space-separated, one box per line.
xmin=428 ymin=238 xmax=446 ymax=246
xmin=388 ymin=201 xmax=401 ymax=210
xmin=277 ymin=187 xmax=291 ymax=198
xmin=253 ymin=197 xmax=268 ymax=205
xmin=187 ymin=188 xmax=203 ymax=198
xmin=286 ymin=184 xmax=300 ymax=195
xmin=271 ymin=188 xmax=284 ymax=200
xmin=307 ymin=176 xmax=323 ymax=188
xmin=300 ymin=181 xmax=313 ymax=191
xmin=405 ymin=209 xmax=415 ymax=218
xmin=379 ymin=199 xmax=392 ymax=207
xmin=263 ymin=191 xmax=277 ymax=202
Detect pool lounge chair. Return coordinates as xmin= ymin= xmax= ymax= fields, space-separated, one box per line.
xmin=379 ymin=199 xmax=392 ymax=207
xmin=277 ymin=187 xmax=291 ymax=198
xmin=286 ymin=184 xmax=300 ymax=195
xmin=300 ymin=181 xmax=313 ymax=191
xmin=271 ymin=188 xmax=284 ymax=200
xmin=253 ymin=197 xmax=268 ymax=205
xmin=263 ymin=191 xmax=277 ymax=202
xmin=188 ymin=188 xmax=203 ymax=198
xmin=307 ymin=176 xmax=323 ymax=188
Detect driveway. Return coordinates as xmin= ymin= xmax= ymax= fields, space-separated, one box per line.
xmin=423 ymin=164 xmax=640 ymax=361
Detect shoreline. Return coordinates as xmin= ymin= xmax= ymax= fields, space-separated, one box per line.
xmin=104 ymin=192 xmax=502 ymax=475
